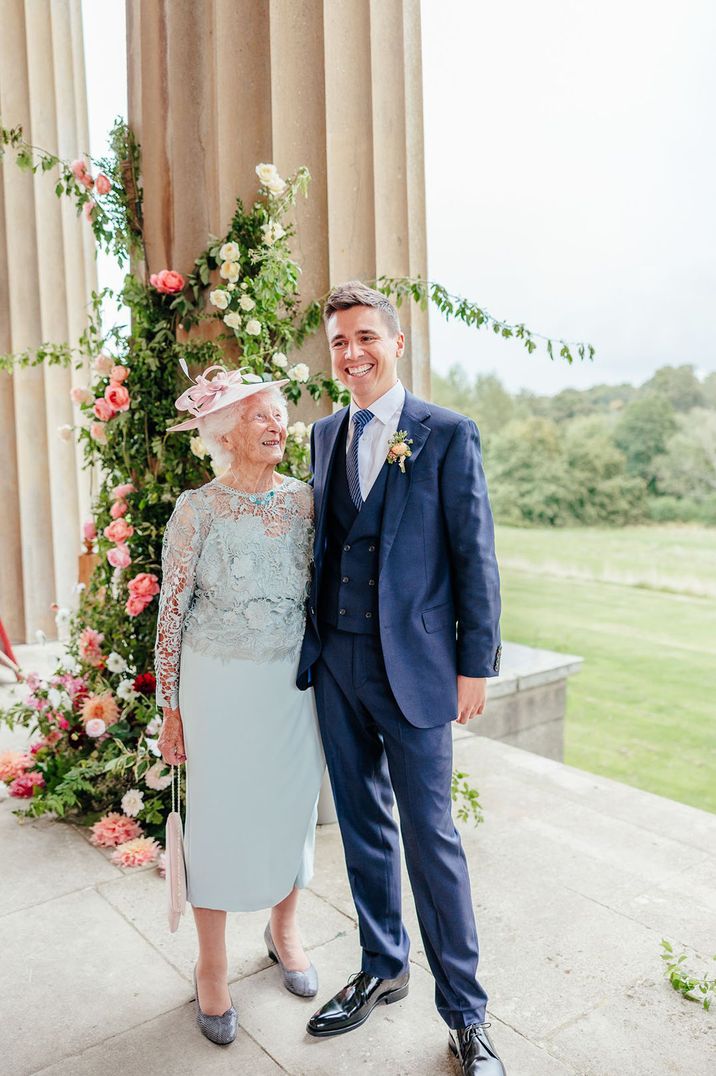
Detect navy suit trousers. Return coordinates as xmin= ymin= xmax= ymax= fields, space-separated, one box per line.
xmin=313 ymin=624 xmax=488 ymax=1028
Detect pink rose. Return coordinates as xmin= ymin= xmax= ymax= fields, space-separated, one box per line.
xmin=104 ymin=519 xmax=134 ymax=543
xmin=105 ymin=383 xmax=130 ymax=412
xmin=107 ymin=543 xmax=131 ymax=569
xmin=85 ymin=718 xmax=106 ymax=738
xmin=127 ymin=572 xmax=160 ymax=601
xmin=149 ymin=269 xmax=185 ymax=294
xmin=83 ymin=200 xmax=96 ymax=220
xmin=112 ymin=482 xmax=136 ymax=499
xmin=93 ymin=398 xmax=114 ymax=421
xmin=95 ymin=173 xmax=111 ymax=195
xmin=70 ymin=158 xmax=87 ymax=178
xmin=110 ymin=365 xmax=129 ymax=382
xmin=110 ymin=499 xmax=128 ymax=519
xmin=70 ymin=386 xmax=92 ymax=405
xmin=79 ymin=172 xmax=95 ymax=190
xmin=9 ymin=771 xmax=45 ymax=798
xmin=94 ymin=353 xmax=114 ymax=375
xmin=126 ymin=595 xmax=149 ymax=617
xmin=82 ymin=520 xmax=97 ymax=541
xmin=90 ymin=421 xmax=107 ymax=444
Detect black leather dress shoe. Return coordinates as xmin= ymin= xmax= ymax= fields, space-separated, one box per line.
xmin=306 ymin=969 xmax=410 ymax=1037
xmin=449 ymin=1023 xmax=506 ymax=1075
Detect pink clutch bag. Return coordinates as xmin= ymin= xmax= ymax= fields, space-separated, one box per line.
xmin=166 ymin=765 xmax=187 ymax=933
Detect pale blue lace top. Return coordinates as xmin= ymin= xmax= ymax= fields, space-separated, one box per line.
xmin=154 ymin=476 xmax=313 ymax=709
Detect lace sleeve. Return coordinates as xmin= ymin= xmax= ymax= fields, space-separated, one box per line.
xmin=154 ymin=490 xmax=207 ymax=709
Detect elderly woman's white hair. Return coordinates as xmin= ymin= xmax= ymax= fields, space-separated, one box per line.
xmin=197 ymin=384 xmax=288 ymax=471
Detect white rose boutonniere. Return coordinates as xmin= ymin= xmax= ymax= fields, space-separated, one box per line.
xmin=386 ymin=430 xmax=414 ymax=473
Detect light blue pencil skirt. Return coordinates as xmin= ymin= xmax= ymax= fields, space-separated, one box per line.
xmin=178 ymin=643 xmax=324 ymax=912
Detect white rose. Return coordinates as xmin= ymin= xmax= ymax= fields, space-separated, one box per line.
xmin=266 ymin=174 xmax=287 ymax=196
xmin=239 ymin=294 xmax=255 ymax=311
xmin=93 ymin=353 xmax=114 ymax=375
xmin=219 ymin=241 xmax=240 ymax=262
xmin=57 ymin=654 xmax=80 ymax=674
xmin=288 ymin=421 xmax=307 ymax=439
xmin=117 ymin=678 xmax=139 ymax=702
xmin=209 ymin=288 xmax=229 ymax=310
xmin=190 ymin=435 xmax=208 ymax=459
xmin=144 ymin=736 xmax=162 ymax=758
xmin=288 ymin=363 xmax=310 ymax=383
xmin=121 ymin=788 xmax=144 ymax=817
xmin=223 ymin=311 xmax=242 ymax=331
xmin=146 ymin=714 xmax=162 ymax=737
xmin=256 ymin=162 xmax=280 ymax=186
xmin=272 ymin=352 xmax=288 ymax=369
xmin=261 ymin=221 xmax=285 ymax=246
xmin=86 ymin=718 xmax=106 ymax=738
xmin=220 ymin=260 xmax=240 ymax=283
xmin=57 ymin=425 xmax=73 ymax=442
xmin=245 ymin=319 xmax=262 ymax=336
xmin=106 ymin=651 xmax=128 ymax=674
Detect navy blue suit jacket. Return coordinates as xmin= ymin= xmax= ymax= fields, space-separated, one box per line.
xmin=297 ymin=390 xmax=502 ymax=728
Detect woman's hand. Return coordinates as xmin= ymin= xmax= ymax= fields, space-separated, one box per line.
xmin=158 ymin=707 xmax=187 ymax=764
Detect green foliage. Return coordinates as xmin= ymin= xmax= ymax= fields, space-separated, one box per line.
xmin=451 ymin=770 xmax=484 ymax=827
xmin=660 ymin=939 xmax=715 ymax=1010
xmin=655 ymin=410 xmax=716 ymax=503
xmin=642 ymin=365 xmax=705 ymax=413
xmin=614 ymin=394 xmax=677 ymax=491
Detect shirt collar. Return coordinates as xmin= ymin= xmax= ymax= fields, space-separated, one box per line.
xmin=349 ymin=380 xmax=405 ymax=425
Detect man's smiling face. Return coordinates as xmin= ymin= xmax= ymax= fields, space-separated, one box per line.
xmin=327 ymin=305 xmax=405 ymax=407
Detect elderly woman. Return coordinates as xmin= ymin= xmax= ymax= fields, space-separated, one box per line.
xmin=154 ymin=365 xmax=324 ymax=1046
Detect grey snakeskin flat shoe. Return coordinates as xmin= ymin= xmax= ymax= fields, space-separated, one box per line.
xmin=264 ymin=922 xmax=319 ymax=998
xmin=192 ymin=965 xmax=237 ymax=1045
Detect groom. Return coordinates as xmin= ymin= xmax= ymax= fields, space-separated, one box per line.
xmin=297 ymin=281 xmax=505 ymax=1076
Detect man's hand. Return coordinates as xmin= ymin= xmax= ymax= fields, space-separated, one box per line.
xmin=455 ymin=676 xmax=487 ymax=725
xmin=158 ymin=706 xmax=187 ymax=764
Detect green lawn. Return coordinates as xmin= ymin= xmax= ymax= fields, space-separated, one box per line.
xmin=495 ymin=525 xmax=716 ymax=814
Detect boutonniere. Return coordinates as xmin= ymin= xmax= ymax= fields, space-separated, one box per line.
xmin=386 ymin=430 xmax=414 ymax=473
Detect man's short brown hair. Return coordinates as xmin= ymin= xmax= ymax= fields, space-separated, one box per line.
xmin=323 ymin=280 xmax=401 ymax=336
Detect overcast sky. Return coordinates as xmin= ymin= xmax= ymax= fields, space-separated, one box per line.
xmin=82 ymin=0 xmax=716 ymax=396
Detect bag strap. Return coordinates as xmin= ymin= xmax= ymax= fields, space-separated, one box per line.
xmin=170 ymin=763 xmax=183 ymax=819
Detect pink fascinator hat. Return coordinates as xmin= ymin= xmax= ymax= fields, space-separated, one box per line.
xmin=167 ymin=358 xmax=289 ymax=432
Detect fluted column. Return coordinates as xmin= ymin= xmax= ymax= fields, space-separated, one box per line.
xmin=0 ymin=0 xmax=96 ymax=641
xmin=126 ymin=0 xmax=430 ymax=399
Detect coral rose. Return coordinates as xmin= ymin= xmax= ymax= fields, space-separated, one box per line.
xmin=70 ymin=386 xmax=92 ymax=405
xmin=95 ymin=173 xmax=111 ymax=195
xmin=94 ymin=353 xmax=114 ymax=375
xmin=105 ymin=382 xmax=130 ymax=412
xmin=0 ymin=751 xmax=33 ymax=783
xmin=82 ymin=520 xmax=97 ymax=541
xmin=90 ymin=421 xmax=107 ymax=444
xmin=126 ymin=595 xmax=148 ymax=617
xmin=70 ymin=158 xmax=87 ymax=178
xmin=107 ymin=543 xmax=131 ymax=570
xmin=104 ymin=519 xmax=134 ymax=543
xmin=93 ymin=398 xmax=114 ymax=421
xmin=112 ymin=482 xmax=136 ymax=499
xmin=110 ymin=365 xmax=129 ymax=382
xmin=128 ymin=573 xmax=160 ymax=601
xmin=110 ymin=499 xmax=128 ymax=519
xmin=90 ymin=812 xmax=143 ymax=848
xmin=84 ymin=200 xmax=96 ymax=220
xmin=149 ymin=269 xmax=185 ymax=294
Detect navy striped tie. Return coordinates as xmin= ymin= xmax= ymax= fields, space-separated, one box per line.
xmin=347 ymin=408 xmax=374 ymax=510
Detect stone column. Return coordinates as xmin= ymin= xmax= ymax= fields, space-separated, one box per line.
xmin=125 ymin=0 xmax=430 ymax=400
xmin=0 ymin=0 xmax=96 ymax=640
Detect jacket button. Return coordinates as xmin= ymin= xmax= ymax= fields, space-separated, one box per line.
xmin=368 ymin=579 xmax=375 ymax=586
xmin=310 ymin=606 xmax=315 ymax=615
xmin=344 ymin=544 xmax=351 ymax=552
xmin=342 ymin=576 xmax=350 ymax=583
xmin=365 ymin=611 xmax=372 ymax=618
xmin=339 ymin=608 xmax=346 ymax=616
xmin=368 ymin=544 xmax=375 ymax=552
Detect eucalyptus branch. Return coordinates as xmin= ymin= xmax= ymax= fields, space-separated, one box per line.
xmin=375 ymin=275 xmax=595 ymax=365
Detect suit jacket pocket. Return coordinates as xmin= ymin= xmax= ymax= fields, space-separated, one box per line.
xmin=422 ymin=602 xmax=456 ymax=633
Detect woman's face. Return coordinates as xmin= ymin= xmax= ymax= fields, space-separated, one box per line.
xmin=224 ymin=392 xmax=287 ymax=469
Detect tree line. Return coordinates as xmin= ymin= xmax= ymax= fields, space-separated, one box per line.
xmin=432 ymin=364 xmax=716 ymax=527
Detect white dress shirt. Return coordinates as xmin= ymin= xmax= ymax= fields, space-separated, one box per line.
xmin=346 ymin=380 xmax=406 ymax=500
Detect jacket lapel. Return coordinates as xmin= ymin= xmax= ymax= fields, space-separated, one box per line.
xmin=379 ymin=391 xmax=431 ymax=571
xmin=314 ymin=408 xmax=349 ymax=559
